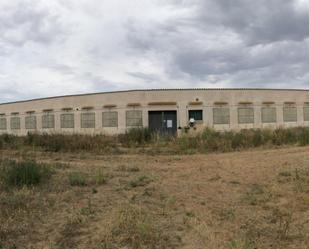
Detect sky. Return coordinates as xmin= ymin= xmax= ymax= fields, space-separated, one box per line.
xmin=1 ymin=0 xmax=309 ymax=102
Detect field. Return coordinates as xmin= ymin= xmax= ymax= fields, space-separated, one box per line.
xmin=0 ymin=145 xmax=309 ymax=249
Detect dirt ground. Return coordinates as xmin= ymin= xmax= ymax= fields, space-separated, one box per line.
xmin=0 ymin=146 xmax=309 ymax=249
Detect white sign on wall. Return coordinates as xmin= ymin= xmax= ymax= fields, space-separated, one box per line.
xmin=167 ymin=120 xmax=173 ymax=128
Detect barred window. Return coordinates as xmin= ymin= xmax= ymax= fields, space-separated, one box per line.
xmin=0 ymin=118 xmax=7 ymax=130
xmin=25 ymin=116 xmax=37 ymax=129
xmin=126 ymin=110 xmax=142 ymax=127
xmin=213 ymin=108 xmax=230 ymax=125
xmin=10 ymin=116 xmax=20 ymax=130
xmin=81 ymin=112 xmax=95 ymax=128
xmin=238 ymin=107 xmax=254 ymax=124
xmin=304 ymin=107 xmax=309 ymax=121
xmin=61 ymin=113 xmax=74 ymax=128
xmin=188 ymin=110 xmax=203 ymax=121
xmin=102 ymin=111 xmax=118 ymax=127
xmin=42 ymin=113 xmax=55 ymax=128
xmin=261 ymin=107 xmax=276 ymax=123
xmin=283 ymin=106 xmax=297 ymax=122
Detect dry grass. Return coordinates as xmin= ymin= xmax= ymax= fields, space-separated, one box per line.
xmin=0 ymin=146 xmax=309 ymax=248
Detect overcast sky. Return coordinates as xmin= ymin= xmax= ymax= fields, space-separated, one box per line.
xmin=1 ymin=0 xmax=309 ymax=102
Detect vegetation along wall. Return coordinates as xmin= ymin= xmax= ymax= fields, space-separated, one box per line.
xmin=1 ymin=88 xmax=309 ymax=136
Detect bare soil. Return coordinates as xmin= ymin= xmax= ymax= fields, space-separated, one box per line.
xmin=0 ymin=146 xmax=309 ymax=249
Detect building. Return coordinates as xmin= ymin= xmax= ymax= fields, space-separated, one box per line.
xmin=1 ymin=88 xmax=309 ymax=136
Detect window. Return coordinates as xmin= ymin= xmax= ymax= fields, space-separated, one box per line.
xmin=283 ymin=106 xmax=297 ymax=122
xmin=81 ymin=112 xmax=95 ymax=128
xmin=261 ymin=107 xmax=276 ymax=123
xmin=126 ymin=110 xmax=142 ymax=127
xmin=61 ymin=113 xmax=74 ymax=128
xmin=0 ymin=117 xmax=7 ymax=130
xmin=188 ymin=110 xmax=203 ymax=121
xmin=238 ymin=107 xmax=254 ymax=124
xmin=10 ymin=116 xmax=20 ymax=130
xmin=25 ymin=115 xmax=37 ymax=129
xmin=42 ymin=112 xmax=55 ymax=128
xmin=213 ymin=107 xmax=230 ymax=124
xmin=102 ymin=111 xmax=118 ymax=127
xmin=304 ymin=107 xmax=309 ymax=121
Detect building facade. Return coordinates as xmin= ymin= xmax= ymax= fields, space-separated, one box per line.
xmin=1 ymin=89 xmax=309 ymax=136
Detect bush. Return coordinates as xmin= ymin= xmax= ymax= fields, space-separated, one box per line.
xmin=119 ymin=128 xmax=152 ymax=146
xmin=129 ymin=175 xmax=153 ymax=188
xmin=92 ymin=170 xmax=107 ymax=185
xmin=298 ymin=127 xmax=309 ymax=146
xmin=68 ymin=172 xmax=87 ymax=186
xmin=25 ymin=133 xmax=117 ymax=152
xmin=0 ymin=134 xmax=23 ymax=150
xmin=1 ymin=127 xmax=309 ymax=154
xmin=0 ymin=160 xmax=53 ymax=187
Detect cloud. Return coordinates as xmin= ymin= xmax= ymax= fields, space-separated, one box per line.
xmin=0 ymin=0 xmax=309 ymax=103
xmin=197 ymin=0 xmax=309 ymax=44
xmin=126 ymin=0 xmax=309 ymax=87
xmin=0 ymin=0 xmax=66 ymax=47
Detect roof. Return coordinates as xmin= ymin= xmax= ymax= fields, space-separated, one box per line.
xmin=1 ymin=88 xmax=309 ymax=106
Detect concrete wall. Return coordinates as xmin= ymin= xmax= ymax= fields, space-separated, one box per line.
xmin=0 ymin=89 xmax=309 ymax=135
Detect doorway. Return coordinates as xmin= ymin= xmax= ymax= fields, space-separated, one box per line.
xmin=148 ymin=111 xmax=177 ymax=136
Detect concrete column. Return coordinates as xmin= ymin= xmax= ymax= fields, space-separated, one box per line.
xmin=143 ymin=108 xmax=148 ymax=128
xmin=75 ymin=110 xmax=81 ymax=132
xmin=230 ymin=106 xmax=238 ymax=130
xmin=297 ymin=105 xmax=303 ymax=126
xmin=254 ymin=104 xmax=262 ymax=129
xmin=277 ymin=104 xmax=284 ymax=128
xmin=37 ymin=113 xmax=42 ymax=131
xmin=118 ymin=108 xmax=126 ymax=133
xmin=95 ymin=110 xmax=101 ymax=133
xmin=204 ymin=105 xmax=213 ymax=128
xmin=55 ymin=111 xmax=60 ymax=132
xmin=178 ymin=102 xmax=188 ymax=128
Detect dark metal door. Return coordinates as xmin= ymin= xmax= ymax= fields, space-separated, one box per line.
xmin=148 ymin=111 xmax=177 ymax=135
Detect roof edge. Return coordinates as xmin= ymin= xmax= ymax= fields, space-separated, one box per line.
xmin=1 ymin=88 xmax=309 ymax=106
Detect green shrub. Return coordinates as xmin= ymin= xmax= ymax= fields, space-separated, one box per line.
xmin=298 ymin=127 xmax=309 ymax=146
xmin=272 ymin=128 xmax=297 ymax=145
xmin=129 ymin=175 xmax=153 ymax=188
xmin=120 ymin=128 xmax=152 ymax=146
xmin=176 ymin=136 xmax=199 ymax=153
xmin=1 ymin=127 xmax=309 ymax=154
xmin=0 ymin=134 xmax=23 ymax=150
xmin=93 ymin=170 xmax=107 ymax=185
xmin=68 ymin=172 xmax=87 ymax=186
xmin=24 ymin=133 xmax=118 ymax=153
xmin=0 ymin=160 xmax=53 ymax=187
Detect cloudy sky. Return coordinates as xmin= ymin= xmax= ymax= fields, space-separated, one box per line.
xmin=1 ymin=0 xmax=309 ymax=102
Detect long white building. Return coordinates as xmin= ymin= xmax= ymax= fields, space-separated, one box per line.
xmin=0 ymin=88 xmax=309 ymax=136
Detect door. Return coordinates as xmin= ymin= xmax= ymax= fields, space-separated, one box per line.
xmin=148 ymin=111 xmax=177 ymax=135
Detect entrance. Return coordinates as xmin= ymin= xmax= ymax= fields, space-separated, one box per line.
xmin=148 ymin=111 xmax=177 ymax=136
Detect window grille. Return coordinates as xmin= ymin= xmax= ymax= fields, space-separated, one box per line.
xmin=0 ymin=118 xmax=7 ymax=130
xmin=304 ymin=107 xmax=309 ymax=121
xmin=102 ymin=111 xmax=118 ymax=127
xmin=10 ymin=116 xmax=20 ymax=130
xmin=188 ymin=110 xmax=203 ymax=121
xmin=238 ymin=107 xmax=254 ymax=124
xmin=25 ymin=115 xmax=37 ymax=129
xmin=42 ymin=112 xmax=55 ymax=128
xmin=283 ymin=106 xmax=297 ymax=122
xmin=213 ymin=108 xmax=230 ymax=124
xmin=81 ymin=112 xmax=95 ymax=128
xmin=126 ymin=110 xmax=142 ymax=127
xmin=61 ymin=113 xmax=74 ymax=128
xmin=261 ymin=107 xmax=276 ymax=123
